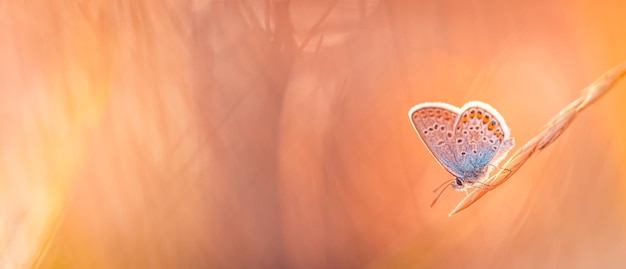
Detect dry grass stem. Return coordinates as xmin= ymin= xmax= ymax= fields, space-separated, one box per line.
xmin=449 ymin=62 xmax=626 ymax=216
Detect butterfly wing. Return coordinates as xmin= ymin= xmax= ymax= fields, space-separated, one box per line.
xmin=408 ymin=102 xmax=463 ymax=177
xmin=451 ymin=101 xmax=514 ymax=177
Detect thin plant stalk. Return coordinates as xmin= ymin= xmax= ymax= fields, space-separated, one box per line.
xmin=449 ymin=62 xmax=626 ymax=216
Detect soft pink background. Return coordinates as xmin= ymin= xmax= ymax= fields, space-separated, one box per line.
xmin=1 ymin=0 xmax=625 ymax=268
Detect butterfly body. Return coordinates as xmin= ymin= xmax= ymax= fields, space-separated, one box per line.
xmin=408 ymin=101 xmax=514 ymax=193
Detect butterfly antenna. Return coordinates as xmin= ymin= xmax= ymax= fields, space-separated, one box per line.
xmin=433 ymin=179 xmax=455 ymax=193
xmin=431 ymin=183 xmax=452 ymax=207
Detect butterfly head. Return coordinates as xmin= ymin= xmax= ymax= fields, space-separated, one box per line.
xmin=451 ymin=178 xmax=467 ymax=190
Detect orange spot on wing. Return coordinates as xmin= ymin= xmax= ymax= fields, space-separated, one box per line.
xmin=494 ymin=130 xmax=503 ymax=140
xmin=488 ymin=119 xmax=498 ymax=130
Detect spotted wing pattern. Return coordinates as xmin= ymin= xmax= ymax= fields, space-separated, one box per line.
xmin=451 ymin=101 xmax=513 ymax=179
xmin=408 ymin=103 xmax=463 ymax=178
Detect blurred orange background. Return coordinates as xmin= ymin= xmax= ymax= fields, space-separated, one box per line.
xmin=1 ymin=0 xmax=626 ymax=268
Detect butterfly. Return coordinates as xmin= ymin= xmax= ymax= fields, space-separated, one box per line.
xmin=408 ymin=101 xmax=514 ymax=206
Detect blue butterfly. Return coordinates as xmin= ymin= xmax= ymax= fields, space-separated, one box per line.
xmin=408 ymin=101 xmax=514 ymax=205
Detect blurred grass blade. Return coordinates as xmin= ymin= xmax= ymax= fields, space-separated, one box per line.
xmin=449 ymin=61 xmax=626 ymax=216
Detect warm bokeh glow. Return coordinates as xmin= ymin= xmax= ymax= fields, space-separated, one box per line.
xmin=1 ymin=0 xmax=626 ymax=268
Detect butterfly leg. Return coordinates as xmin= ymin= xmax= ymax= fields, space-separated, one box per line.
xmin=471 ymin=180 xmax=491 ymax=189
xmin=489 ymin=163 xmax=512 ymax=173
